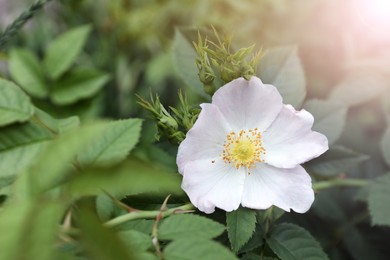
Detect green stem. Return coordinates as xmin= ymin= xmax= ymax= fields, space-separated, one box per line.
xmin=313 ymin=178 xmax=368 ymax=191
xmin=103 ymin=203 xmax=195 ymax=228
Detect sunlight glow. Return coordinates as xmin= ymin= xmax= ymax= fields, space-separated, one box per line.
xmin=354 ymin=0 xmax=390 ymax=33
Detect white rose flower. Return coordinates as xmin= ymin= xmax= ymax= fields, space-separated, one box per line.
xmin=177 ymin=76 xmax=328 ymax=214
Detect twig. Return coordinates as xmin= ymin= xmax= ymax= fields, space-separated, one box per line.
xmin=313 ymin=178 xmax=368 ymax=191
xmin=152 ymin=195 xmax=171 ymax=260
xmin=103 ymin=203 xmax=195 ymax=228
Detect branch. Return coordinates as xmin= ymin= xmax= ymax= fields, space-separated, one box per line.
xmin=313 ymin=178 xmax=368 ymax=191
xmin=103 ymin=203 xmax=195 ymax=228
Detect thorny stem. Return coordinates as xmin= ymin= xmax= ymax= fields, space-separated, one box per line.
xmin=103 ymin=203 xmax=195 ymax=228
xmin=59 ymin=209 xmax=75 ymax=243
xmin=152 ymin=195 xmax=171 ymax=260
xmin=101 ymin=179 xmax=367 ymax=227
xmin=60 ymin=203 xmax=195 ymax=238
xmin=0 ymin=0 xmax=53 ymax=49
xmin=313 ymin=178 xmax=368 ymax=191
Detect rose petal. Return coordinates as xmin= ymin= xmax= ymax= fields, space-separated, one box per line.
xmin=263 ymin=105 xmax=328 ymax=168
xmin=177 ymin=103 xmax=230 ymax=174
xmin=241 ymin=164 xmax=314 ymax=213
xmin=182 ymin=159 xmax=245 ymax=213
xmin=212 ymin=77 xmax=283 ymax=131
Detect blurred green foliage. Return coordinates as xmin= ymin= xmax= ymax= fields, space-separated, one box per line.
xmin=0 ymin=0 xmax=390 ymax=259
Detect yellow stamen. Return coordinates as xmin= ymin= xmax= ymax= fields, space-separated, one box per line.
xmin=220 ymin=128 xmax=266 ymax=174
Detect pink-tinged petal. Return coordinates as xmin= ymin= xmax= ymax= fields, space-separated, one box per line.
xmin=212 ymin=77 xmax=283 ymax=131
xmin=177 ymin=103 xmax=230 ymax=174
xmin=241 ymin=164 xmax=314 ymax=213
xmin=263 ymin=105 xmax=328 ymax=168
xmin=182 ymin=159 xmax=245 ymax=214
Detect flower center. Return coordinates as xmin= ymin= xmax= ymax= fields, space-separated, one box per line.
xmin=221 ymin=128 xmax=266 ymax=173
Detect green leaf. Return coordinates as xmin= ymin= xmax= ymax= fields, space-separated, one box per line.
xmin=138 ymin=253 xmax=159 ymax=260
xmin=172 ymin=29 xmax=203 ymax=94
xmin=135 ymin=144 xmax=177 ymax=169
xmin=51 ymin=68 xmax=110 ymax=105
xmin=77 ymin=118 xmax=142 ymax=167
xmin=266 ymin=223 xmax=329 ymax=260
xmin=307 ymin=145 xmax=369 ymax=177
xmin=96 ymin=193 xmax=116 ymax=222
xmin=330 ymin=73 xmax=387 ymax=107
xmin=0 ymin=121 xmax=54 ymax=153
xmin=238 ymin=224 xmax=264 ymax=254
xmin=23 ymin=121 xmax=109 ymax=195
xmin=146 ymin=52 xmax=174 ymax=86
xmin=33 ymin=107 xmax=80 ymax=134
xmin=242 ymin=253 xmax=277 ymax=260
xmin=258 ymin=46 xmax=306 ymax=107
xmin=44 ymin=25 xmax=91 ymax=79
xmin=116 ymin=219 xmax=154 ymax=234
xmin=312 ymin=191 xmax=347 ymax=222
xmin=0 ymin=78 xmax=34 ymax=126
xmin=117 ymin=230 xmax=153 ymax=251
xmin=0 ymin=202 xmax=30 ymax=260
xmin=0 ymin=175 xmax=14 ymax=189
xmin=66 ymin=158 xmax=182 ymax=198
xmin=241 ymin=253 xmax=260 ymax=260
xmin=0 ymin=122 xmax=54 ymax=184
xmin=8 ymin=48 xmax=48 ymax=98
xmin=226 ymin=207 xmax=257 ymax=253
xmin=368 ymin=174 xmax=390 ymax=226
xmin=303 ymin=99 xmax=347 ymax=145
xmin=77 ymin=208 xmax=138 ymax=260
xmin=164 ymin=238 xmax=238 ymax=260
xmin=48 ymin=93 xmax=103 ymax=121
xmin=158 ymin=214 xmax=225 ymax=240
xmin=0 ymin=199 xmax=65 ymax=260
xmin=381 ymin=126 xmax=390 ymax=167
xmin=341 ymin=224 xmax=386 ymax=260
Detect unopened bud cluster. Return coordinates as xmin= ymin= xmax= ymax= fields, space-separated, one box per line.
xmin=194 ymin=28 xmax=262 ymax=95
xmin=138 ymin=28 xmax=261 ymax=141
xmin=137 ymin=91 xmax=199 ymax=144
